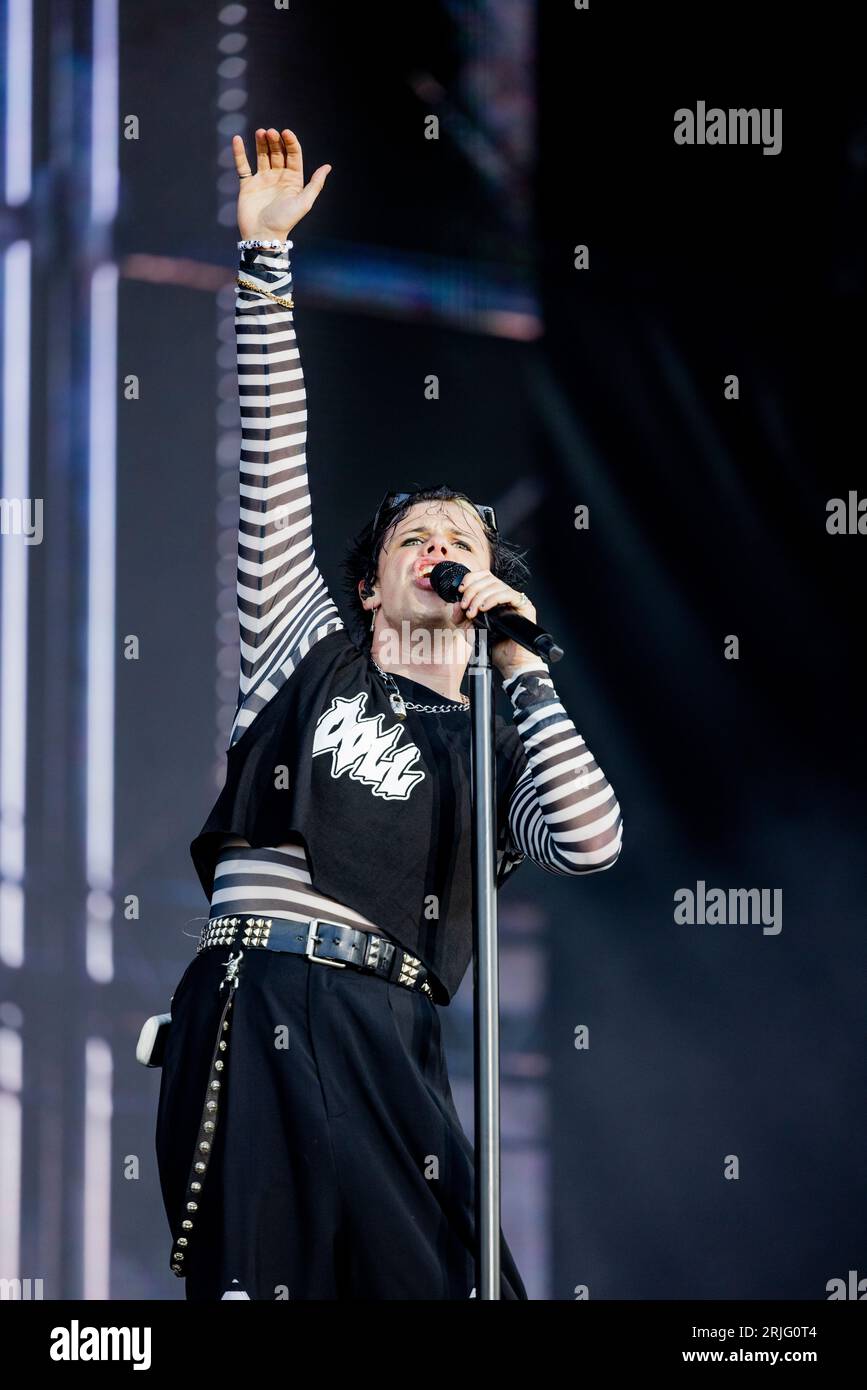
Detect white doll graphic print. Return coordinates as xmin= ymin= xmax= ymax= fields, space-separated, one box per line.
xmin=312 ymin=691 xmax=426 ymax=801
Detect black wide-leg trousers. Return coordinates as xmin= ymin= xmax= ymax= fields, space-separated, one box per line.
xmin=155 ymin=942 xmax=528 ymax=1300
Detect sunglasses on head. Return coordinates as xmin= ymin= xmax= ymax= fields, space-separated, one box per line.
xmin=370 ymin=490 xmax=498 ymax=542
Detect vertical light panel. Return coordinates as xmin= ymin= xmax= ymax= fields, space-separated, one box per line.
xmin=82 ymin=1037 xmax=112 ymax=1300
xmin=85 ymin=263 xmax=118 ymax=983
xmin=90 ymin=0 xmax=118 ymax=223
xmin=0 ymin=239 xmax=31 ymax=969
xmin=81 ymin=0 xmax=120 ymax=1301
xmin=0 ymin=1011 xmax=24 ymax=1285
xmin=214 ymin=4 xmax=249 ymax=781
xmin=4 ymin=0 xmax=33 ymax=206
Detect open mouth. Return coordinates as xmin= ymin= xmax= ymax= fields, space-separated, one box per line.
xmin=413 ymin=562 xmax=436 ymax=590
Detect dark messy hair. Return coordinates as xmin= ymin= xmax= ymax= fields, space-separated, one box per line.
xmin=340 ymin=483 xmax=532 ymax=650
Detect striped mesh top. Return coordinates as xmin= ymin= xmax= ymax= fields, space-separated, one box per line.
xmin=207 ymin=238 xmax=624 ymax=940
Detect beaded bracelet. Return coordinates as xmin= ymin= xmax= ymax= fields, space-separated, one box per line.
xmin=237 ymin=237 xmax=293 ymax=252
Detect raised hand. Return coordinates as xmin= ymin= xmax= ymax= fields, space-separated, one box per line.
xmin=232 ymin=127 xmax=331 ymax=241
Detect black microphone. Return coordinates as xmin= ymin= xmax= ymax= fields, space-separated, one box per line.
xmin=429 ymin=561 xmax=564 ymax=664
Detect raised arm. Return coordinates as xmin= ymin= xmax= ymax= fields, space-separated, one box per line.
xmin=228 ymin=128 xmax=339 ymax=749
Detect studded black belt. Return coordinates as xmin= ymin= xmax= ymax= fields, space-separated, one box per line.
xmin=170 ymin=914 xmax=435 ymax=1279
xmin=197 ymin=913 xmax=434 ymax=997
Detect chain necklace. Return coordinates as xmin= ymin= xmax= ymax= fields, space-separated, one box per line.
xmin=369 ymin=656 xmax=470 ymax=720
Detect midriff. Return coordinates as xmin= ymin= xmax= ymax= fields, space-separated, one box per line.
xmin=209 ymin=834 xmax=395 ymax=941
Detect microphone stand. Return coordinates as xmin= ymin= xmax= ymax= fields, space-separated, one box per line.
xmin=467 ymin=621 xmax=503 ymax=1301
xmin=431 ymin=559 xmax=558 ymax=1298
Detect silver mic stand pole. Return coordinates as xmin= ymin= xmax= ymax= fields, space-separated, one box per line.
xmin=467 ymin=624 xmax=502 ymax=1300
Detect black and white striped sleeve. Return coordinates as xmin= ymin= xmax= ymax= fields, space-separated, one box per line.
xmin=229 ymin=237 xmax=344 ymax=750
xmin=501 ymin=666 xmax=623 ymax=875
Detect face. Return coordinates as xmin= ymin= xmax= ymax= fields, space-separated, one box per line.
xmin=362 ymin=498 xmax=493 ymax=635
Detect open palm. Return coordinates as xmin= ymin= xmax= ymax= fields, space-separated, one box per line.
xmin=232 ymin=128 xmax=331 ymax=241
